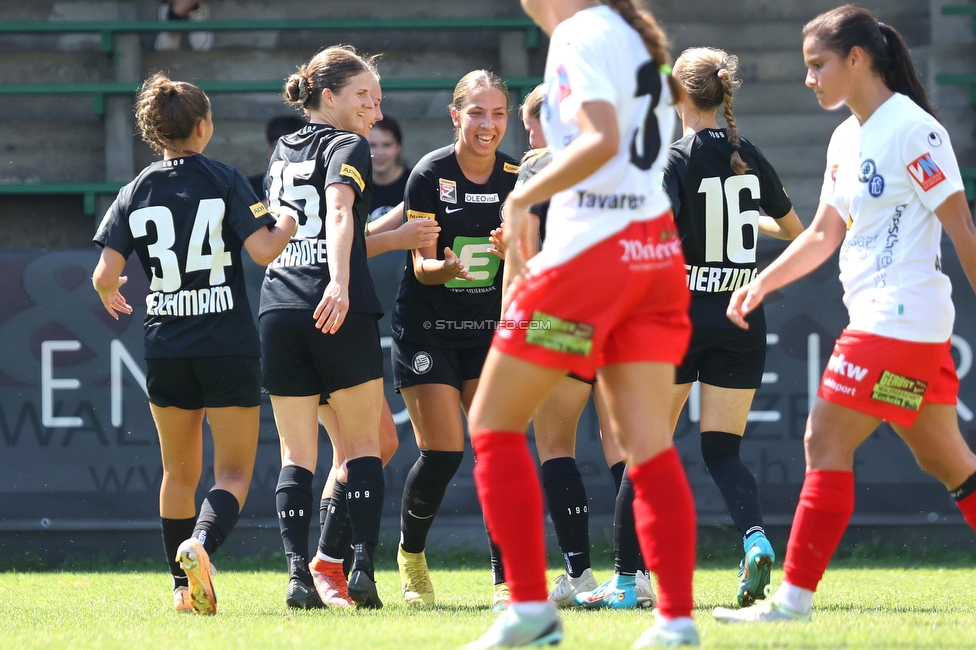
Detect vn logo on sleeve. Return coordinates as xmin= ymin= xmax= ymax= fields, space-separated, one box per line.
xmin=906 ymin=153 xmax=946 ymax=192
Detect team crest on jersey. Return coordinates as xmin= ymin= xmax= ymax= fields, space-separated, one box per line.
xmin=556 ymin=64 xmax=571 ymax=102
xmin=907 ymin=153 xmax=946 ymax=192
xmin=249 ymin=202 xmax=269 ymax=218
xmin=439 ymin=178 xmax=457 ymax=204
xmin=340 ymin=164 xmax=365 ymax=191
xmin=857 ymin=159 xmax=876 ymax=183
xmin=868 ymin=174 xmax=885 ymax=198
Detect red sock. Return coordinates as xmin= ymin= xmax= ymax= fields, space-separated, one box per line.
xmin=472 ymin=431 xmax=547 ymax=602
xmin=782 ymin=470 xmax=855 ymax=591
xmin=956 ymin=491 xmax=976 ymax=531
xmin=629 ymin=447 xmax=696 ymax=619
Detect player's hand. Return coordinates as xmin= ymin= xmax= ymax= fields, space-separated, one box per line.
xmin=442 ymin=247 xmax=475 ymax=282
xmin=314 ymin=280 xmax=349 ymax=334
xmin=397 ymin=218 xmax=440 ymax=250
xmin=488 ymin=225 xmax=506 ymax=259
xmin=726 ymin=280 xmax=765 ymax=330
xmin=98 ymin=276 xmax=133 ymax=320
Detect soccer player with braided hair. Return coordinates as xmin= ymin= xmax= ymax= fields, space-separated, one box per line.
xmin=655 ymin=47 xmax=804 ymax=608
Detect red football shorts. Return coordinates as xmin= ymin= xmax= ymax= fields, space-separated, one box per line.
xmin=493 ymin=215 xmax=691 ymax=381
xmin=817 ymin=329 xmax=958 ymax=427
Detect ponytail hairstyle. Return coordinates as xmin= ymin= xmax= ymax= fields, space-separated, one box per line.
xmin=803 ymin=4 xmax=939 ymax=121
xmin=673 ymin=47 xmax=749 ymax=175
xmin=134 ymin=73 xmax=210 ymax=154
xmin=605 ymin=0 xmax=682 ymax=102
xmin=283 ymin=45 xmax=371 ymax=116
xmin=518 ymin=83 xmax=548 ymax=163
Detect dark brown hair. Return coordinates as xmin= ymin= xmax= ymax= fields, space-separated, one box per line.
xmin=283 ymin=45 xmax=372 ymax=116
xmin=605 ymin=0 xmax=682 ymax=101
xmin=134 ymin=73 xmax=210 ymax=154
xmin=674 ymin=47 xmax=749 ymax=175
xmin=803 ymin=4 xmax=939 ymax=121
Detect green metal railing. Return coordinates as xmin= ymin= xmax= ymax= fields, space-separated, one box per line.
xmin=0 ymin=182 xmax=125 ymax=215
xmin=943 ymin=4 xmax=976 ymax=37
xmin=0 ymin=17 xmax=541 ymax=52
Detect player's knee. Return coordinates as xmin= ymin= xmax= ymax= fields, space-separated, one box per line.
xmin=700 ymin=431 xmax=742 ymax=472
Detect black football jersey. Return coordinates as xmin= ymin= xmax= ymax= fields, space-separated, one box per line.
xmin=369 ymin=168 xmax=410 ymax=222
xmin=517 ymin=150 xmax=552 ymax=244
xmin=259 ymin=123 xmax=382 ymax=317
xmin=93 ymin=155 xmax=274 ymax=358
xmin=664 ymin=129 xmax=793 ymax=329
xmin=392 ymin=144 xmax=519 ymax=348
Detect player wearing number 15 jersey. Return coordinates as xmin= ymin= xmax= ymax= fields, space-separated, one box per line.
xmin=259 ymin=46 xmax=387 ymax=611
xmin=663 ymin=47 xmax=803 ymax=608
xmin=92 ymin=74 xmax=296 ymax=616
xmin=466 ymin=1 xmax=700 ymax=647
xmin=390 ymin=71 xmax=518 ymax=609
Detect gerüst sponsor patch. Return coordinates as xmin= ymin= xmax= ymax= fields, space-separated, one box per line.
xmin=340 ymin=163 xmax=365 ymax=192
xmin=439 ymin=178 xmax=457 ymax=204
xmin=906 ymin=153 xmax=946 ymax=192
xmin=503 ymin=162 xmax=520 ymax=174
xmin=465 ymin=193 xmax=500 ymax=204
xmin=525 ymin=310 xmax=594 ymax=357
xmin=871 ymin=370 xmax=927 ymax=411
xmin=249 ymin=202 xmax=269 ymax=218
xmin=407 ymin=210 xmax=436 ymax=221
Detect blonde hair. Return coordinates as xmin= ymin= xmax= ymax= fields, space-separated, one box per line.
xmin=283 ymin=45 xmax=372 ymax=116
xmin=134 ymin=73 xmax=210 ymax=154
xmin=674 ymin=47 xmax=749 ymax=175
xmin=518 ymin=83 xmax=547 ymax=163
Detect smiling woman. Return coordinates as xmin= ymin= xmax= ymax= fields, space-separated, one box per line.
xmin=388 ymin=70 xmax=519 ymax=609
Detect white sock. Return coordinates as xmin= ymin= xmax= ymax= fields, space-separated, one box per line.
xmin=773 ymin=581 xmax=814 ymax=614
xmin=656 ymin=614 xmax=694 ymax=632
xmin=511 ymin=601 xmax=552 ymax=616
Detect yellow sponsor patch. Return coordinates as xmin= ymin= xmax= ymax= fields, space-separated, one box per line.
xmin=503 ymin=162 xmax=520 ymax=174
xmin=340 ymin=163 xmax=365 ymax=192
xmin=871 ymin=370 xmax=927 ymax=411
xmin=249 ymin=202 xmax=269 ymax=218
xmin=407 ymin=210 xmax=436 ymax=221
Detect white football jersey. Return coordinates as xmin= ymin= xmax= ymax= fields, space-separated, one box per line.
xmin=821 ymin=93 xmax=964 ymax=342
xmin=532 ymin=5 xmax=675 ymax=271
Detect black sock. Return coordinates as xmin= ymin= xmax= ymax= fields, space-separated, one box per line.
xmin=614 ymin=470 xmax=643 ymax=575
xmin=346 ymin=456 xmax=385 ymax=580
xmin=276 ymin=465 xmax=314 ymax=569
xmin=319 ymin=497 xmax=330 ymax=538
xmin=317 ymin=481 xmax=351 ymax=559
xmin=488 ymin=534 xmax=505 ymax=585
xmin=193 ymin=489 xmax=240 ymax=557
xmin=400 ymin=450 xmax=463 ymax=553
xmin=701 ymin=431 xmax=764 ymax=537
xmin=950 ymin=471 xmax=976 ymax=502
xmin=161 ymin=516 xmax=196 ymax=589
xmin=610 ymin=461 xmax=626 ymax=493
xmin=542 ymin=457 xmax=591 ymax=577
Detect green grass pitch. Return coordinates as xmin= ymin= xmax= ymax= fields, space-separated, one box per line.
xmin=2 ymin=562 xmax=975 ymax=648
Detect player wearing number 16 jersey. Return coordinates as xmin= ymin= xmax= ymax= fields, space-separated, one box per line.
xmin=92 ymin=74 xmax=297 ymax=615
xmin=466 ymin=1 xmax=699 ymax=647
xmin=390 ymin=70 xmax=518 ymax=608
xmin=663 ymin=47 xmax=804 ymax=608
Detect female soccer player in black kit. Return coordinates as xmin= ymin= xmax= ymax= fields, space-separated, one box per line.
xmin=391 ymin=70 xmax=519 ymax=607
xmin=260 ymin=46 xmax=387 ymax=610
xmin=664 ymin=47 xmax=803 ymax=606
xmin=92 ymin=74 xmax=297 ymax=615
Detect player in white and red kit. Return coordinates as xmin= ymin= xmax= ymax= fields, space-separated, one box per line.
xmin=465 ymin=0 xmax=699 ymax=647
xmin=715 ymin=5 xmax=976 ymax=624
